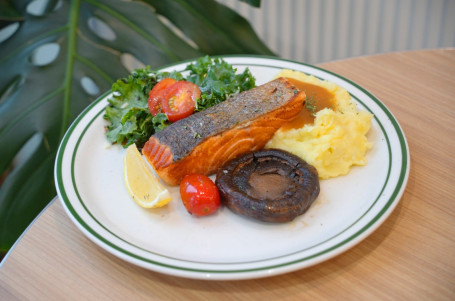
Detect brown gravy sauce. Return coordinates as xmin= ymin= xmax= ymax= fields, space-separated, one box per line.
xmin=281 ymin=77 xmax=335 ymax=131
xmin=248 ymin=172 xmax=291 ymax=200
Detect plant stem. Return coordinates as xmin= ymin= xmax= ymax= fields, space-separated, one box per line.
xmin=60 ymin=0 xmax=81 ymax=139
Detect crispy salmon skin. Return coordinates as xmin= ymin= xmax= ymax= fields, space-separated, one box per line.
xmin=142 ymin=77 xmax=305 ymax=185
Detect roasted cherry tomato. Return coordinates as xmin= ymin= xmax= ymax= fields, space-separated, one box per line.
xmin=148 ymin=78 xmax=177 ymax=116
xmin=161 ymin=81 xmax=200 ymax=122
xmin=180 ymin=174 xmax=221 ymax=217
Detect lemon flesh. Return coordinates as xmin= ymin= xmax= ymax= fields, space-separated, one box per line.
xmin=124 ymin=144 xmax=172 ymax=208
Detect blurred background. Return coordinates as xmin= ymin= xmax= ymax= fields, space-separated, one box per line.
xmin=219 ymin=0 xmax=455 ymax=64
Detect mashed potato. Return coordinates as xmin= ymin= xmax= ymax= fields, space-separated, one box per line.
xmin=266 ymin=69 xmax=373 ymax=179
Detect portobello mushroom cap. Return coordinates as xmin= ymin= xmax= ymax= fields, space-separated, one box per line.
xmin=215 ymin=149 xmax=320 ymax=223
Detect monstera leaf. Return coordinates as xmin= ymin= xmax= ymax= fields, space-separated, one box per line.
xmin=0 ymin=0 xmax=273 ymax=258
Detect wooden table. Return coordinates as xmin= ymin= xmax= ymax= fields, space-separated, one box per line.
xmin=1 ymin=49 xmax=454 ymax=300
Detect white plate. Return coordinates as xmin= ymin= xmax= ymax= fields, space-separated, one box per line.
xmin=54 ymin=56 xmax=409 ymax=280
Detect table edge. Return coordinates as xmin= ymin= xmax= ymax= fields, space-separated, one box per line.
xmin=0 ymin=197 xmax=57 ymax=268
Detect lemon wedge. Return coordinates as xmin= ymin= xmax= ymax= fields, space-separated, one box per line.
xmin=124 ymin=144 xmax=172 ymax=208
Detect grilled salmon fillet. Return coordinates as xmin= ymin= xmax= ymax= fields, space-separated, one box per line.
xmin=142 ymin=77 xmax=305 ymax=185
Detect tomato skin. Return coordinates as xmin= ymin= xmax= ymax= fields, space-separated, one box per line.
xmin=180 ymin=174 xmax=221 ymax=217
xmin=162 ymin=81 xmax=200 ymax=122
xmin=148 ymin=78 xmax=177 ymax=116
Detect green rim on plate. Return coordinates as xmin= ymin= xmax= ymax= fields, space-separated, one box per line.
xmin=54 ymin=56 xmax=409 ymax=280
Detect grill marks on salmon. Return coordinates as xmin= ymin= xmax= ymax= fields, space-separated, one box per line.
xmin=142 ymin=77 xmax=305 ymax=185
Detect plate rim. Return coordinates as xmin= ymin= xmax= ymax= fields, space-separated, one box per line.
xmin=54 ymin=55 xmax=410 ymax=280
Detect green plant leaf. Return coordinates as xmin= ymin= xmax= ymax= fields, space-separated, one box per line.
xmin=146 ymin=0 xmax=271 ymax=54
xmin=0 ymin=0 xmax=273 ymax=257
xmin=240 ymin=0 xmax=261 ymax=8
xmin=0 ymin=0 xmax=22 ymax=22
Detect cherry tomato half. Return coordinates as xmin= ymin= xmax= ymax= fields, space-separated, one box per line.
xmin=148 ymin=78 xmax=177 ymax=116
xmin=180 ymin=174 xmax=221 ymax=217
xmin=162 ymin=81 xmax=200 ymax=122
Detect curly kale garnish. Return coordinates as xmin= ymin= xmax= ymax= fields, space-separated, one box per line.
xmin=104 ymin=56 xmax=256 ymax=148
xmin=104 ymin=66 xmax=169 ymax=148
xmin=185 ymin=56 xmax=256 ymax=111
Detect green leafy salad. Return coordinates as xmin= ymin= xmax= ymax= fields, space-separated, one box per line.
xmin=104 ymin=56 xmax=256 ymax=148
